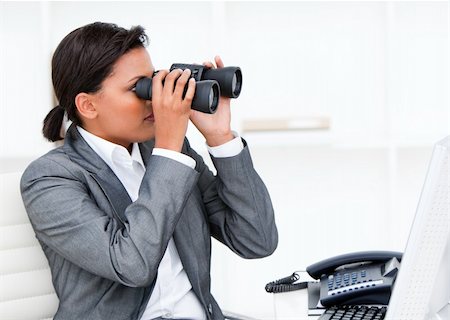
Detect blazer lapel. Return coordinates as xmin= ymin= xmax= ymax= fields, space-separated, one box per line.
xmin=63 ymin=125 xmax=132 ymax=221
xmin=173 ymin=214 xmax=203 ymax=301
xmin=173 ymin=139 xmax=205 ymax=301
xmin=138 ymin=139 xmax=154 ymax=167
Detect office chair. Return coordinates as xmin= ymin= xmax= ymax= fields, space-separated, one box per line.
xmin=0 ymin=172 xmax=256 ymax=320
xmin=0 ymin=172 xmax=59 ymax=319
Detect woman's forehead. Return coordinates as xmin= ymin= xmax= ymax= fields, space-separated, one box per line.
xmin=110 ymin=48 xmax=154 ymax=78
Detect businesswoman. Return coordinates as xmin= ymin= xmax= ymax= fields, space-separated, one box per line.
xmin=20 ymin=22 xmax=278 ymax=320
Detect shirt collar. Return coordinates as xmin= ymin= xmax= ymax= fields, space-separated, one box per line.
xmin=77 ymin=126 xmax=144 ymax=171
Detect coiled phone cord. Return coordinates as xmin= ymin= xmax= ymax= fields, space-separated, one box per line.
xmin=265 ymin=272 xmax=309 ymax=293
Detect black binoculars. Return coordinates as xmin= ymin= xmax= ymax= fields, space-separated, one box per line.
xmin=134 ymin=63 xmax=242 ymax=114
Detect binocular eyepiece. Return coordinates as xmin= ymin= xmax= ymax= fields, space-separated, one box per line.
xmin=134 ymin=63 xmax=242 ymax=114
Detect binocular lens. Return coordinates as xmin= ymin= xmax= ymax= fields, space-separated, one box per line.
xmin=209 ymin=83 xmax=220 ymax=112
xmin=194 ymin=80 xmax=220 ymax=113
xmin=232 ymin=74 xmax=236 ymax=93
xmin=231 ymin=69 xmax=242 ymax=98
xmin=209 ymin=90 xmax=214 ymax=109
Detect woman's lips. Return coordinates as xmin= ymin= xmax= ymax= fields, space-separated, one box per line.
xmin=144 ymin=113 xmax=154 ymax=122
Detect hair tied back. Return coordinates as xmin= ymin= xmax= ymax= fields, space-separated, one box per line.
xmin=42 ymin=104 xmax=66 ymax=142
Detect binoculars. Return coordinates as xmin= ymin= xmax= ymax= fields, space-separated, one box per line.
xmin=134 ymin=63 xmax=242 ymax=114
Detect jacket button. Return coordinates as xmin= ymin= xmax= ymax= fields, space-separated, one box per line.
xmin=208 ymin=303 xmax=213 ymax=314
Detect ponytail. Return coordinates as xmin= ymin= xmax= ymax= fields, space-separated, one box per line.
xmin=42 ymin=105 xmax=65 ymax=142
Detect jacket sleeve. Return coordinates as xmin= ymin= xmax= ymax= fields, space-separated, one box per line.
xmin=185 ymin=139 xmax=278 ymax=258
xmin=20 ymin=153 xmax=199 ymax=288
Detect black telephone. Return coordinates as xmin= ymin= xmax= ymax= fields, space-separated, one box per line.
xmin=266 ymin=251 xmax=402 ymax=308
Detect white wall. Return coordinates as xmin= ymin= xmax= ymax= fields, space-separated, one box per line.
xmin=0 ymin=2 xmax=448 ymax=319
xmin=0 ymin=2 xmax=53 ymax=166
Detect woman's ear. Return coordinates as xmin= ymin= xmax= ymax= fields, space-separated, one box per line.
xmin=75 ymin=93 xmax=98 ymax=120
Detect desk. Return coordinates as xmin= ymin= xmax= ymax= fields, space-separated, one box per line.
xmin=273 ymin=289 xmax=315 ymax=320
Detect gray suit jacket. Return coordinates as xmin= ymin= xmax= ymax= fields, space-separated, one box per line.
xmin=20 ymin=125 xmax=278 ymax=320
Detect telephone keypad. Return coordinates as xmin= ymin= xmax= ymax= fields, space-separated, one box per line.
xmin=329 ymin=269 xmax=368 ymax=290
xmin=325 ymin=268 xmax=386 ymax=298
xmin=318 ymin=259 xmax=397 ymax=308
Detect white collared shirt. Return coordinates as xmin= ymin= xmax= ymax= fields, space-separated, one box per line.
xmin=77 ymin=126 xmax=243 ymax=319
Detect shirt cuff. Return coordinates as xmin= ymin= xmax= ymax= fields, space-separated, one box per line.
xmin=206 ymin=131 xmax=244 ymax=158
xmin=152 ymin=148 xmax=196 ymax=169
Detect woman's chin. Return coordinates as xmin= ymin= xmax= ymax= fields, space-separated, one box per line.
xmin=138 ymin=130 xmax=155 ymax=142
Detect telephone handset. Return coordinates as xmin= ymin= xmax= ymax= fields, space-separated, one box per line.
xmin=266 ymin=251 xmax=402 ymax=308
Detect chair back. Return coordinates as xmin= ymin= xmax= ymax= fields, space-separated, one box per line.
xmin=0 ymin=172 xmax=58 ymax=320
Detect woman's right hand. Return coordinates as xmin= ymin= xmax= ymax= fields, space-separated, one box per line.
xmin=151 ymin=68 xmax=196 ymax=152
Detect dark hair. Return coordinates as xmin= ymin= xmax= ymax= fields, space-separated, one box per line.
xmin=43 ymin=22 xmax=149 ymax=141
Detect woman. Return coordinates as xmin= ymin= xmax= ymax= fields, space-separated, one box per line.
xmin=20 ymin=22 xmax=277 ymax=320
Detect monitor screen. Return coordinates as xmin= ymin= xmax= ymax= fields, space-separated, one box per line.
xmin=386 ymin=136 xmax=449 ymax=320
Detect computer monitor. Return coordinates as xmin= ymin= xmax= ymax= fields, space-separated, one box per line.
xmin=386 ymin=136 xmax=449 ymax=320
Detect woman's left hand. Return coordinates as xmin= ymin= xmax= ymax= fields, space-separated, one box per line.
xmin=189 ymin=55 xmax=234 ymax=147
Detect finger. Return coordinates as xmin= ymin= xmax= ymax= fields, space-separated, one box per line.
xmin=183 ymin=78 xmax=196 ymax=106
xmin=151 ymin=69 xmax=169 ymax=102
xmin=203 ymin=61 xmax=215 ymax=69
xmin=173 ymin=69 xmax=191 ymax=100
xmin=163 ymin=68 xmax=183 ymax=95
xmin=215 ymin=55 xmax=224 ymax=68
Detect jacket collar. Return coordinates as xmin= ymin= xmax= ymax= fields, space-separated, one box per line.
xmin=62 ymin=124 xmax=155 ymax=220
